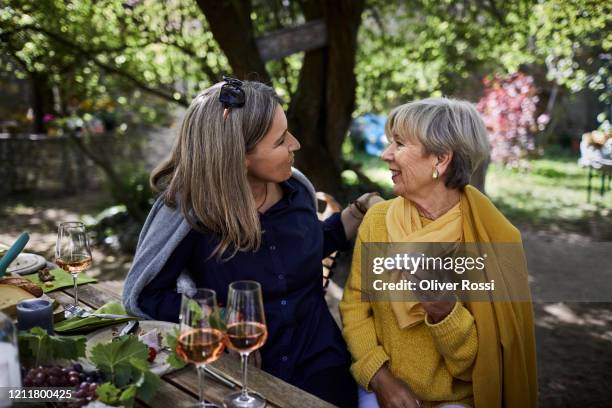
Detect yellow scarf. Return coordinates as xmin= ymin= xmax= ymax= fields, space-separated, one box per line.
xmin=384 ymin=185 xmax=538 ymax=408
xmin=385 ymin=197 xmax=462 ymax=328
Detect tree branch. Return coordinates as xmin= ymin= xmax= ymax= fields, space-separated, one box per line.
xmin=18 ymin=24 xmax=189 ymax=106
xmin=195 ymin=0 xmax=270 ymax=82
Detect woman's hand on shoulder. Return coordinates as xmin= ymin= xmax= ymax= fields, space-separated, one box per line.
xmin=356 ymin=192 xmax=384 ymax=214
xmin=370 ymin=365 xmax=421 ymax=408
xmin=341 ymin=192 xmax=384 ymax=240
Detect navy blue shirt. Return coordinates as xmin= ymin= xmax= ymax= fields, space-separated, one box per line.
xmin=138 ymin=177 xmax=352 ymax=386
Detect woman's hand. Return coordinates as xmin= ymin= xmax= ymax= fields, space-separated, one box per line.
xmin=404 ymin=244 xmax=458 ymax=323
xmin=355 ymin=192 xmax=384 ymax=213
xmin=341 ymin=192 xmax=384 ymax=240
xmin=409 ymin=269 xmax=456 ymax=323
xmin=370 ymin=365 xmax=421 ymax=408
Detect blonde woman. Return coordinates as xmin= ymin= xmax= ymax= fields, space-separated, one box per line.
xmin=340 ymin=98 xmax=537 ymax=408
xmin=123 ymin=78 xmax=380 ymax=406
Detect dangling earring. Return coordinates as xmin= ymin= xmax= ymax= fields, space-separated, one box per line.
xmin=432 ymin=167 xmax=439 ymax=180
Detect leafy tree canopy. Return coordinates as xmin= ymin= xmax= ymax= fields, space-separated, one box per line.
xmin=1 ymin=0 xmax=608 ymax=125
xmin=355 ymin=0 xmax=610 ymax=115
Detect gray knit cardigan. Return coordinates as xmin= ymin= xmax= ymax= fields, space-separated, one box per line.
xmin=122 ymin=168 xmax=316 ymax=319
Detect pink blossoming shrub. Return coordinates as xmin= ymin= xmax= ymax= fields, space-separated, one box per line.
xmin=477 ymin=72 xmax=543 ymax=167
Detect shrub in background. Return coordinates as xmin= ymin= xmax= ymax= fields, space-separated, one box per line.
xmin=477 ymin=72 xmax=546 ymax=167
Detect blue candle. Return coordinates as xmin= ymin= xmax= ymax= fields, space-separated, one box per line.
xmin=16 ymin=298 xmax=54 ymax=334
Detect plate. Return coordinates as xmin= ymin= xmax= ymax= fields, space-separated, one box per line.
xmin=6 ymin=253 xmax=47 ymax=275
xmin=84 ymin=320 xmax=179 ymax=376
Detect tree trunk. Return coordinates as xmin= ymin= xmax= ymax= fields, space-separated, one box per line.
xmin=30 ymin=72 xmax=53 ymax=134
xmin=196 ymin=0 xmax=365 ymax=198
xmin=288 ymin=0 xmax=365 ymax=198
xmin=195 ymin=0 xmax=270 ymax=83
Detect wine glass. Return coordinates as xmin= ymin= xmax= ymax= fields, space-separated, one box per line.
xmin=223 ymin=281 xmax=268 ymax=408
xmin=55 ymin=222 xmax=92 ymax=318
xmin=176 ymin=289 xmax=226 ymax=408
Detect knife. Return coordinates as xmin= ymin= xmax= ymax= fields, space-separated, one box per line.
xmin=203 ymin=366 xmax=239 ymax=389
xmin=112 ymin=320 xmax=140 ymax=341
xmin=90 ymin=313 xmax=135 ymax=319
xmin=0 ymin=232 xmax=30 ymax=277
xmin=204 ymin=364 xmax=267 ymax=402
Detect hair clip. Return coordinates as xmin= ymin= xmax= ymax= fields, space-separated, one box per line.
xmin=219 ymin=76 xmax=246 ymax=118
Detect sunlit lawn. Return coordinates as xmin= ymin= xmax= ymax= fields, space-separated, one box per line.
xmin=346 ymin=147 xmax=612 ymax=237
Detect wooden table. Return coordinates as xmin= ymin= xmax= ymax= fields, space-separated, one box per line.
xmin=47 ymin=281 xmax=336 ymax=408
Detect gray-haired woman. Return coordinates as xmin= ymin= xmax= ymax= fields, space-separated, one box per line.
xmin=123 ymin=78 xmax=381 ymax=406
xmin=340 ymin=98 xmax=537 ymax=408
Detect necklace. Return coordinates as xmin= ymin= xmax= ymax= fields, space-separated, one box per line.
xmin=256 ymin=183 xmax=268 ymax=211
xmin=416 ymin=199 xmax=458 ymax=220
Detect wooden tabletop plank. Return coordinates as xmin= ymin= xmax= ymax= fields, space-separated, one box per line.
xmin=212 ymin=356 xmax=336 ymax=408
xmin=50 ymin=282 xmax=337 ymax=408
xmin=142 ymin=378 xmax=198 ymax=408
xmin=164 ymin=355 xmax=335 ymax=408
xmin=62 ymin=282 xmax=122 ymax=308
xmin=163 ymin=365 xmax=282 ymax=408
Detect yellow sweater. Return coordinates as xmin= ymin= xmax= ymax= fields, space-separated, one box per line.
xmin=340 ymin=187 xmax=538 ymax=408
xmin=340 ymin=200 xmax=477 ymax=407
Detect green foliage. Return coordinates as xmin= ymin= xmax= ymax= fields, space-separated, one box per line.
xmin=126 ymin=357 xmax=161 ymax=402
xmin=532 ymin=0 xmax=610 ymax=97
xmin=91 ymin=335 xmax=161 ymax=407
xmin=1 ymin=0 xmax=608 ymax=149
xmin=0 ymin=0 xmax=226 ymax=128
xmin=106 ymin=161 xmax=155 ymax=214
xmin=356 ymin=0 xmax=609 ymax=115
xmin=486 ymin=152 xmax=611 ymax=236
xmin=96 ymin=382 xmax=122 ymax=405
xmin=209 ymin=306 xmax=226 ymax=332
xmin=118 ymin=384 xmax=139 ymax=407
xmin=356 ymin=0 xmax=533 ymax=113
xmin=18 ymin=327 xmax=87 ymax=367
xmin=1 ymin=0 xmax=225 ymax=94
xmin=4 ymin=0 xmax=607 ymax=114
xmin=164 ymin=328 xmax=186 ymax=369
xmin=96 ymin=380 xmax=147 ymax=408
xmin=90 ymin=335 xmax=148 ymax=386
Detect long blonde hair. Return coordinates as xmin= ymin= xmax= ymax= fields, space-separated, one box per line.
xmin=151 ymin=81 xmax=281 ymax=260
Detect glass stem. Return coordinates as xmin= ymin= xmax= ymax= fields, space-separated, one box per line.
xmin=72 ymin=274 xmax=78 ymax=307
xmin=240 ymin=353 xmax=249 ymax=400
xmin=196 ymin=364 xmax=206 ymax=405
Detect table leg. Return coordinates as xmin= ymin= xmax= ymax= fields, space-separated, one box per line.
xmin=587 ymin=166 xmax=593 ymax=203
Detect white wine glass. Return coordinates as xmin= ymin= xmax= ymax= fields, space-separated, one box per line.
xmin=176 ymin=289 xmax=226 ymax=407
xmin=223 ymin=281 xmax=267 ymax=408
xmin=55 ymin=222 xmax=92 ymax=318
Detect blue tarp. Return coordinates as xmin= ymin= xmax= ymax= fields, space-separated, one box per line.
xmin=350 ymin=113 xmax=387 ymax=156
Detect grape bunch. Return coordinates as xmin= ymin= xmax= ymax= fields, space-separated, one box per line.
xmin=23 ymin=363 xmax=105 ymax=407
xmin=72 ymin=380 xmax=98 ymax=408
xmin=23 ymin=363 xmax=104 ymax=387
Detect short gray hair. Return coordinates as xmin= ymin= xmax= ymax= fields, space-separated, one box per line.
xmin=385 ymin=97 xmax=490 ymax=189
